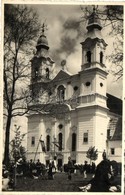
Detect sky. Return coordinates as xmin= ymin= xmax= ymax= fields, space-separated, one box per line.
xmin=28 ymin=4 xmax=123 ymax=99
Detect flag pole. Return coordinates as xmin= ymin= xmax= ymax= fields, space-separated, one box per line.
xmin=34 ymin=135 xmax=42 ymax=162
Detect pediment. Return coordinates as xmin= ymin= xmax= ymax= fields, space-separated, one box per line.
xmin=53 ymin=70 xmax=72 ymax=82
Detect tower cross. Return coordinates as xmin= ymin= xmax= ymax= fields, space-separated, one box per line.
xmin=41 ymin=22 xmax=48 ymax=35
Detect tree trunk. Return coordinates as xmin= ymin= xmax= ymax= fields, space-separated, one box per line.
xmin=3 ymin=108 xmax=12 ymax=168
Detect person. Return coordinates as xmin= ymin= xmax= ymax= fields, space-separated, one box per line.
xmin=2 ymin=170 xmax=10 ymax=191
xmin=48 ymin=162 xmax=53 ymax=179
xmin=102 ymin=149 xmax=107 ymax=160
xmin=79 ymin=159 xmax=114 ymax=192
xmin=91 ymin=162 xmax=96 ymax=174
xmin=29 ymin=159 xmax=34 ymax=177
xmin=22 ymin=159 xmax=28 ymax=177
xmin=83 ymin=161 xmax=88 ymax=179
xmin=67 ymin=157 xmax=73 ymax=180
xmin=36 ymin=159 xmax=42 ymax=177
xmin=2 ymin=169 xmax=14 ymax=191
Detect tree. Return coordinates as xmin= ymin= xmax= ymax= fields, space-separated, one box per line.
xmin=86 ymin=146 xmax=98 ymax=164
xmin=81 ymin=5 xmax=123 ymax=80
xmin=10 ymin=125 xmax=26 ymax=162
xmin=4 ymin=4 xmax=40 ymax=167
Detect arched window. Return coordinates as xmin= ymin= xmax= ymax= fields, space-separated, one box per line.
xmin=46 ymin=68 xmax=49 ymax=79
xmin=100 ymin=51 xmax=103 ymax=63
xmin=46 ymin=135 xmax=50 ymax=151
xmin=87 ymin=51 xmax=91 ymax=63
xmin=57 ymin=85 xmax=65 ymax=101
xmin=58 ymin=133 xmax=63 ymax=151
xmin=72 ymin=133 xmax=76 ymax=151
xmin=35 ymin=67 xmax=38 ymax=78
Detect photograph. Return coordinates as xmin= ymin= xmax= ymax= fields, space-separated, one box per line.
xmin=2 ymin=2 xmax=124 ymax=193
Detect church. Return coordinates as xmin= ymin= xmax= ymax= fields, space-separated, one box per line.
xmin=26 ymin=9 xmax=122 ymax=167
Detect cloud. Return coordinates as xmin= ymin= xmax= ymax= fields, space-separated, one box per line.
xmin=50 ymin=16 xmax=85 ymax=69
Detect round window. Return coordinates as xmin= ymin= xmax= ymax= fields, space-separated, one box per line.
xmin=74 ymin=86 xmax=78 ymax=91
xmin=100 ymin=83 xmax=103 ymax=87
xmin=85 ymin=81 xmax=91 ymax=87
xmin=58 ymin=124 xmax=63 ymax=129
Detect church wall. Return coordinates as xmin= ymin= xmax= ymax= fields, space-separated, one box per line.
xmin=107 ymin=140 xmax=122 ymax=163
xmin=94 ymin=110 xmax=108 ymax=163
xmin=27 ymin=115 xmax=42 ymax=161
xmin=95 ymin=73 xmax=107 ymax=97
xmin=54 ymin=75 xmax=80 ymax=101
xmin=79 ymin=73 xmax=95 ymax=96
xmin=76 ymin=107 xmax=94 ymax=163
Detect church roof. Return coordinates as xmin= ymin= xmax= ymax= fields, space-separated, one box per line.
xmin=87 ymin=8 xmax=102 ymax=32
xmin=36 ymin=34 xmax=49 ymax=49
xmin=107 ymin=93 xmax=122 ymax=115
xmin=81 ymin=8 xmax=107 ymax=47
xmin=108 ymin=117 xmax=122 ymax=141
xmin=52 ymin=69 xmax=72 ymax=82
xmin=107 ymin=93 xmax=122 ymax=141
xmin=36 ymin=23 xmax=49 ymax=50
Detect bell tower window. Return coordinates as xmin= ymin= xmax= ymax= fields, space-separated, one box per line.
xmin=100 ymin=51 xmax=103 ymax=63
xmin=57 ymin=85 xmax=65 ymax=101
xmin=46 ymin=68 xmax=49 ymax=79
xmin=87 ymin=51 xmax=91 ymax=63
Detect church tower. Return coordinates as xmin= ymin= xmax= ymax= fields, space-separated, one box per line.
xmin=77 ymin=8 xmax=109 ymax=163
xmin=27 ymin=24 xmax=55 ymax=162
xmin=79 ymin=7 xmax=108 ymax=107
xmin=30 ymin=23 xmax=54 ymax=103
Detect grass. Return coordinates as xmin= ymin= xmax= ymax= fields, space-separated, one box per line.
xmin=14 ymin=171 xmax=121 ymax=192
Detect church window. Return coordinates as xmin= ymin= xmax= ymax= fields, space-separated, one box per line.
xmin=46 ymin=135 xmax=50 ymax=151
xmin=111 ymin=148 xmax=115 ymax=155
xmin=100 ymin=51 xmax=103 ymax=63
xmin=57 ymin=85 xmax=65 ymax=101
xmin=85 ymin=81 xmax=91 ymax=87
xmin=58 ymin=124 xmax=63 ymax=129
xmin=58 ymin=133 xmax=63 ymax=151
xmin=100 ymin=82 xmax=103 ymax=87
xmin=46 ymin=68 xmax=49 ymax=79
xmin=72 ymin=133 xmax=76 ymax=151
xmin=31 ymin=136 xmax=35 ymax=146
xmin=74 ymin=86 xmax=78 ymax=91
xmin=83 ymin=132 xmax=88 ymax=143
xmin=87 ymin=51 xmax=91 ymax=63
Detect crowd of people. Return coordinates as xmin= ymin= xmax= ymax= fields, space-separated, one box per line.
xmin=3 ymin=158 xmax=57 ymax=179
xmin=2 ymin=152 xmax=121 ymax=192
xmin=2 ymin=158 xmax=56 ymax=190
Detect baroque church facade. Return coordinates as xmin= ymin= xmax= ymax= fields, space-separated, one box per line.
xmin=27 ymin=10 xmax=122 ymax=167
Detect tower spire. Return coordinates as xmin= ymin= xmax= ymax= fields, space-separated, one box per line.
xmin=87 ymin=6 xmax=102 ymax=32
xmin=36 ymin=22 xmax=49 ymax=50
